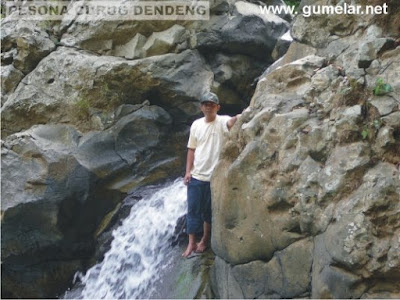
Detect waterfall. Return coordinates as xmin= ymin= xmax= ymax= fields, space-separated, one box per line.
xmin=68 ymin=178 xmax=187 ymax=299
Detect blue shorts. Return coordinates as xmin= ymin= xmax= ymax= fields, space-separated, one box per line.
xmin=186 ymin=178 xmax=211 ymax=234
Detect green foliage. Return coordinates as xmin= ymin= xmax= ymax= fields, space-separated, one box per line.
xmin=361 ymin=129 xmax=369 ymax=140
xmin=373 ymin=78 xmax=393 ymax=96
xmin=70 ymin=81 xmax=123 ymax=125
xmin=284 ymin=0 xmax=301 ymax=10
xmin=100 ymin=82 xmax=122 ymax=110
xmin=74 ymin=98 xmax=91 ymax=120
xmin=361 ymin=119 xmax=382 ymax=140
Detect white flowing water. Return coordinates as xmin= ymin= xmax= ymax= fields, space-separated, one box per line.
xmin=70 ymin=179 xmax=187 ymax=299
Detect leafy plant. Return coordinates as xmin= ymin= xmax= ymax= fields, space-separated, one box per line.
xmin=284 ymin=0 xmax=301 ymax=10
xmin=373 ymin=78 xmax=393 ymax=96
xmin=361 ymin=119 xmax=382 ymax=140
xmin=75 ymin=98 xmax=91 ymax=119
xmin=361 ymin=129 xmax=369 ymax=140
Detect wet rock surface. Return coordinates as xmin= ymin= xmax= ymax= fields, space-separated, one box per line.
xmin=1 ymin=105 xmax=182 ymax=297
xmin=1 ymin=0 xmax=289 ymax=297
xmin=211 ymin=1 xmax=400 ymax=297
xmin=2 ymin=0 xmax=400 ymax=298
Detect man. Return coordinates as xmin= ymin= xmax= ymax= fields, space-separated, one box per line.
xmin=182 ymin=92 xmax=240 ymax=258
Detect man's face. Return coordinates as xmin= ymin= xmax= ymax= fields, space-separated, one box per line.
xmin=200 ymin=101 xmax=220 ymax=118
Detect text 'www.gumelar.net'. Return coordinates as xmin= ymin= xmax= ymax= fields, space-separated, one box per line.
xmin=259 ymin=3 xmax=389 ymax=17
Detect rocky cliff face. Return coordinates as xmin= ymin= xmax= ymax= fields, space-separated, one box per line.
xmin=211 ymin=0 xmax=400 ymax=298
xmin=1 ymin=0 xmax=290 ymax=297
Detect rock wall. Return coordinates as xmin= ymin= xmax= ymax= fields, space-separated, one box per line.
xmin=1 ymin=0 xmax=290 ymax=297
xmin=211 ymin=0 xmax=400 ymax=298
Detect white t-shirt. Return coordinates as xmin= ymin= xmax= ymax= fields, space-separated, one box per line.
xmin=187 ymin=115 xmax=231 ymax=182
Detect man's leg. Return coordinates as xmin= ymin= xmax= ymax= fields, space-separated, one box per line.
xmin=196 ymin=221 xmax=210 ymax=252
xmin=183 ymin=179 xmax=202 ymax=258
xmin=196 ymin=181 xmax=211 ymax=253
xmin=182 ymin=233 xmax=197 ymax=257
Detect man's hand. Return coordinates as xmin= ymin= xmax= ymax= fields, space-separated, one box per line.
xmin=184 ymin=149 xmax=195 ymax=185
xmin=184 ymin=172 xmax=192 ymax=185
xmin=227 ymin=114 xmax=241 ymax=130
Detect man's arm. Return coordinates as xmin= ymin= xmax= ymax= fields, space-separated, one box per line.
xmin=184 ymin=148 xmax=195 ymax=185
xmin=227 ymin=114 xmax=241 ymax=130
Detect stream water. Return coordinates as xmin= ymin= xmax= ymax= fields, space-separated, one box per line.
xmin=64 ymin=178 xmax=187 ymax=299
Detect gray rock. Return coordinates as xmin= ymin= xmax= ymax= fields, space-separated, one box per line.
xmin=331 ymin=105 xmax=363 ymax=143
xmin=312 ymin=233 xmax=366 ymax=299
xmin=375 ymin=126 xmax=396 ymax=148
xmin=311 ymin=65 xmax=340 ymax=92
xmin=382 ymin=111 xmax=400 ymax=129
xmin=112 ymin=33 xmax=147 ymax=59
xmin=211 ymin=256 xmax=245 ymax=299
xmin=319 ymin=142 xmax=370 ymax=198
xmin=291 ymin=0 xmax=375 ymax=48
xmin=260 ymin=42 xmax=317 ymax=77
xmin=1 ymin=64 xmax=24 ymax=105
xmin=369 ymin=96 xmax=399 ymax=116
xmin=114 ymin=103 xmax=145 ymax=120
xmin=1 ymin=124 xmax=124 ymax=298
xmin=358 ymin=38 xmax=396 ymax=69
xmin=366 ymin=59 xmax=382 ymax=75
xmin=1 ymin=20 xmax=56 ymax=74
xmin=75 ymin=105 xmax=172 ymax=189
xmin=142 ymin=25 xmax=187 ymax=57
xmin=59 ymin=0 xmax=288 ymax=62
xmin=263 ymin=238 xmax=313 ymax=298
xmin=197 ymin=1 xmax=289 ymax=59
xmin=1 ymin=47 xmax=214 ymax=136
xmin=1 ymin=102 xmax=185 ymax=297
xmin=230 ymin=260 xmax=267 ymax=298
xmin=271 ymin=30 xmax=292 ymax=61
xmin=253 ymin=55 xmax=326 ymax=111
xmin=60 ymin=16 xmax=182 ymax=53
xmin=211 ymin=7 xmax=400 ymax=296
xmin=3 ymin=0 xmax=400 ymax=298
xmin=208 ymin=53 xmax=266 ymax=107
xmin=212 ymin=238 xmax=313 ymax=298
xmin=1 ymin=48 xmax=17 ymax=65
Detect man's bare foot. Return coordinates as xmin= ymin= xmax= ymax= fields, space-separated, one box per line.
xmin=195 ymin=241 xmax=208 ymax=253
xmin=182 ymin=243 xmax=197 ymax=258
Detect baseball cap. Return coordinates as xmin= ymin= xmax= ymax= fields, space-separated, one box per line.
xmin=200 ymin=92 xmax=219 ymax=105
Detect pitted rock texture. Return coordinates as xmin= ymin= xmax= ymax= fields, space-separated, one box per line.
xmin=1 ymin=0 xmax=290 ymax=297
xmin=211 ymin=1 xmax=400 ymax=297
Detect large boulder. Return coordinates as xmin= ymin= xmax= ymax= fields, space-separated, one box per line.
xmin=206 ymin=53 xmax=267 ymax=110
xmin=212 ymin=238 xmax=314 ymax=298
xmin=0 ymin=64 xmax=24 ymax=106
xmin=56 ymin=0 xmax=290 ymax=118
xmin=75 ymin=104 xmax=181 ymax=192
xmin=1 ymin=103 xmax=185 ymax=298
xmin=1 ymin=47 xmax=214 ymax=136
xmin=1 ymin=19 xmax=56 ymax=74
xmin=0 ymin=19 xmax=57 ymax=106
xmin=1 ymin=0 xmax=293 ymax=296
xmin=196 ymin=1 xmax=289 ymax=60
xmin=211 ymin=9 xmax=400 ymax=295
xmin=1 ymin=124 xmax=118 ymax=298
xmin=291 ymin=0 xmax=383 ymax=49
xmin=59 ymin=0 xmax=290 ymax=59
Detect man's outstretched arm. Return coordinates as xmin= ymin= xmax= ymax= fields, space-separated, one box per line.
xmin=184 ymin=148 xmax=195 ymax=185
xmin=227 ymin=114 xmax=241 ymax=130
